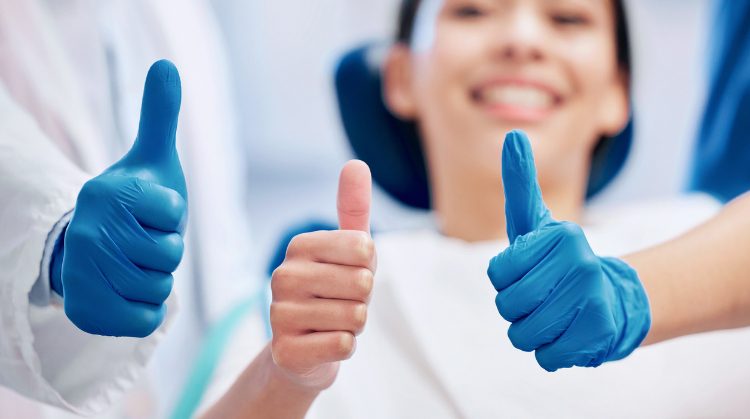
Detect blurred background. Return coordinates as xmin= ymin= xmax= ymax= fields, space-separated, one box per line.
xmin=210 ymin=0 xmax=711 ymax=266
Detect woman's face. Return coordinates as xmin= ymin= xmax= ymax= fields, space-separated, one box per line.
xmin=386 ymin=0 xmax=628 ymax=193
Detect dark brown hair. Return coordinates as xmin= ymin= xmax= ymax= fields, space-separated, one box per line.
xmin=395 ymin=0 xmax=631 ymax=75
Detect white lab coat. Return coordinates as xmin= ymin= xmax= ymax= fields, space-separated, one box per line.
xmin=0 ymin=0 xmax=255 ymax=416
xmin=213 ymin=194 xmax=750 ymax=418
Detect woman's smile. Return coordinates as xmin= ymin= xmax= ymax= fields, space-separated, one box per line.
xmin=469 ymin=77 xmax=564 ymax=123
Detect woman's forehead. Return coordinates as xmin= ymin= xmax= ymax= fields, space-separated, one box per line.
xmin=410 ymin=0 xmax=616 ymax=48
xmin=438 ymin=0 xmax=612 ymax=13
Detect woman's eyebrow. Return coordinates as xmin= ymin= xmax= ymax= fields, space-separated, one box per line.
xmin=541 ymin=0 xmax=608 ymax=11
xmin=542 ymin=0 xmax=611 ymax=21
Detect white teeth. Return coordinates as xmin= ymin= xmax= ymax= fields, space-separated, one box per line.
xmin=479 ymin=86 xmax=554 ymax=108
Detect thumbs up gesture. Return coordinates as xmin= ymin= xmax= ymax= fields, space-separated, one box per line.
xmin=50 ymin=60 xmax=187 ymax=337
xmin=269 ymin=161 xmax=376 ymax=390
xmin=486 ymin=130 xmax=651 ymax=371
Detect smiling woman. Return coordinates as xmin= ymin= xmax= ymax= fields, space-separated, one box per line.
xmin=384 ymin=0 xmax=631 ymax=241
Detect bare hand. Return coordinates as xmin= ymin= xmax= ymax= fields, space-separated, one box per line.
xmin=269 ymin=160 xmax=375 ymax=390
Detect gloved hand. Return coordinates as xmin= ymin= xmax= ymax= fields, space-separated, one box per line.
xmin=486 ymin=130 xmax=650 ymax=371
xmin=49 ymin=60 xmax=187 ymax=338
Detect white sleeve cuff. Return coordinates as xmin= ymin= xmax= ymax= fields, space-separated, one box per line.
xmin=30 ymin=210 xmax=73 ymax=307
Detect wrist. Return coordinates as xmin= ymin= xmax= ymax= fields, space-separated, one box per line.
xmin=49 ymin=224 xmax=67 ymax=298
xmin=602 ymin=257 xmax=651 ymax=361
xmin=210 ymin=344 xmax=320 ymax=419
xmin=262 ymin=344 xmax=328 ymax=396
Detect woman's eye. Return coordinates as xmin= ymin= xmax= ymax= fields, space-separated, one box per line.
xmin=550 ymin=13 xmax=590 ymax=26
xmin=452 ymin=5 xmax=486 ymax=19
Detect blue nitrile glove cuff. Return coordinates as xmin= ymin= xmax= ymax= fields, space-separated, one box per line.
xmin=602 ymin=257 xmax=652 ymax=362
xmin=50 ymin=224 xmax=67 ymax=298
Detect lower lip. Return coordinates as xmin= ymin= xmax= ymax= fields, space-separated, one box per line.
xmin=479 ymin=102 xmax=555 ymax=123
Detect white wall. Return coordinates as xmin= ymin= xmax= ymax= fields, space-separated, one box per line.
xmin=212 ymin=0 xmax=401 ymax=174
xmin=595 ymin=0 xmax=710 ymax=204
xmin=212 ymin=0 xmax=427 ymax=264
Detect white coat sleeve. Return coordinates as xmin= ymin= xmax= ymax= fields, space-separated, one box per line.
xmin=0 ymin=82 xmax=175 ymax=415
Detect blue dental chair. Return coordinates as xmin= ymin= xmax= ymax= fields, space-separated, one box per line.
xmin=689 ymin=0 xmax=750 ymax=202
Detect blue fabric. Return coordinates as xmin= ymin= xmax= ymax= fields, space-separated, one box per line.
xmin=689 ymin=0 xmax=750 ymax=202
xmin=266 ymin=220 xmax=338 ymax=276
xmin=487 ymin=131 xmax=650 ymax=371
xmin=335 ymin=45 xmax=430 ymax=209
xmin=50 ymin=60 xmax=188 ymax=337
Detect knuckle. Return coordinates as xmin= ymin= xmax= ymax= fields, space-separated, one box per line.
xmin=334 ymin=332 xmax=356 ymax=358
xmin=486 ymin=256 xmax=497 ymax=279
xmin=154 ymin=274 xmax=174 ymax=303
xmin=286 ymin=233 xmax=312 ymax=258
xmin=351 ymin=303 xmax=368 ymax=332
xmin=558 ymin=221 xmax=584 ymax=238
xmin=536 ymin=352 xmax=560 ymax=372
xmin=269 ymin=302 xmax=285 ymax=326
xmin=362 ymin=236 xmax=376 ymax=262
xmin=354 ymin=268 xmax=374 ymax=299
xmin=575 ymin=255 xmax=602 ymax=278
xmin=166 ymin=189 xmax=187 ymax=217
xmin=555 ymin=222 xmax=584 ymax=247
xmin=78 ymin=178 xmax=112 ymax=203
xmin=138 ymin=306 xmax=165 ymax=337
xmin=350 ymin=232 xmax=375 ymax=265
xmin=495 ymin=293 xmax=512 ymax=321
xmin=507 ymin=326 xmax=533 ymax=352
xmin=488 ymin=251 xmax=506 ymax=272
xmin=271 ymin=266 xmax=295 ymax=296
xmin=269 ymin=302 xmax=300 ymax=333
xmin=64 ymin=224 xmax=95 ymax=246
xmin=164 ymin=233 xmax=185 ymax=269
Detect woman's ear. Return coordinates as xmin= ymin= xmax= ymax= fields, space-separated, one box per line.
xmin=598 ymin=72 xmax=630 ymax=137
xmin=383 ymin=44 xmax=418 ymax=120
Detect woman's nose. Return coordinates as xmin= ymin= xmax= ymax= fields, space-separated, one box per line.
xmin=492 ymin=7 xmax=546 ymax=62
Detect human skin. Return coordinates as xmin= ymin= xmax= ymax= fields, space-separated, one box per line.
xmin=625 ymin=193 xmax=750 ymax=345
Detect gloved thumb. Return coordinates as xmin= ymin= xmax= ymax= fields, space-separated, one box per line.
xmin=502 ymin=130 xmax=553 ymax=242
xmin=124 ymin=59 xmax=181 ymax=171
xmin=337 ymin=160 xmax=372 ymax=233
xmin=109 ymin=59 xmax=186 ymax=198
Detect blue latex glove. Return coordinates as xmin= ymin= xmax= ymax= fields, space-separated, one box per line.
xmin=49 ymin=60 xmax=187 ymax=337
xmin=486 ymin=130 xmax=650 ymax=371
